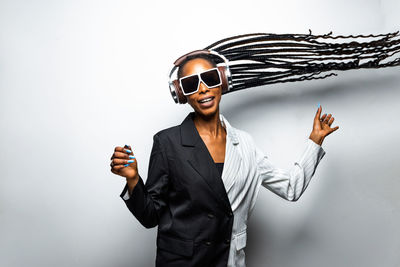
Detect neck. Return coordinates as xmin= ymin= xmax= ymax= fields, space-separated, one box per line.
xmin=193 ymin=110 xmax=225 ymax=138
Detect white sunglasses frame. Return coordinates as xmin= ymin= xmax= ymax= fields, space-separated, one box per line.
xmin=178 ymin=67 xmax=222 ymax=96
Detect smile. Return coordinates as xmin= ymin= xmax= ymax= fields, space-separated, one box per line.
xmin=197 ymin=96 xmax=215 ymax=108
xmin=198 ymin=97 xmax=214 ymax=103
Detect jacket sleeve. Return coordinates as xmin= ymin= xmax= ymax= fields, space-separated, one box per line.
xmin=254 ymin=137 xmax=326 ymax=202
xmin=120 ymin=134 xmax=170 ymax=228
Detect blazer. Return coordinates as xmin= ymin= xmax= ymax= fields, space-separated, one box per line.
xmin=120 ymin=111 xmax=326 ymax=267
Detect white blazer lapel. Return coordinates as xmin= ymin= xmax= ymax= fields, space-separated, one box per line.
xmin=220 ymin=114 xmax=242 ymax=195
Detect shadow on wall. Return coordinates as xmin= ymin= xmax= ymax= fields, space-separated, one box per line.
xmin=222 ymin=68 xmax=400 ymax=267
xmin=222 ymin=69 xmax=399 ymax=114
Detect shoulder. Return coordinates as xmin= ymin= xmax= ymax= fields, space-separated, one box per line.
xmin=152 ymin=125 xmax=180 ymax=146
xmin=154 ymin=125 xmax=179 ymax=138
xmin=221 ymin=114 xmax=253 ymax=144
xmin=153 ymin=113 xmax=191 ymax=140
xmin=235 ymin=128 xmax=252 ymax=139
xmin=231 ymin=126 xmax=256 ymax=147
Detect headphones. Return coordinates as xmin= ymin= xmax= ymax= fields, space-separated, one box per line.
xmin=168 ymin=49 xmax=233 ymax=104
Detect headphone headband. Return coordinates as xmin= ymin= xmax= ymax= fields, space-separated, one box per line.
xmin=173 ymin=50 xmax=211 ymax=66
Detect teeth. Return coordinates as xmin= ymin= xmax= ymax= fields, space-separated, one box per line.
xmin=199 ymin=97 xmax=213 ymax=103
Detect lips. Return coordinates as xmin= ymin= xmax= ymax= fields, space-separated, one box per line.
xmin=198 ymin=96 xmax=214 ymax=103
xmin=197 ymin=96 xmax=215 ymax=108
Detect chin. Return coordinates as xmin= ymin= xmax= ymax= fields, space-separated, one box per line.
xmin=194 ymin=104 xmax=220 ymax=118
xmin=196 ymin=109 xmax=216 ymax=117
xmin=188 ymin=94 xmax=221 ymax=117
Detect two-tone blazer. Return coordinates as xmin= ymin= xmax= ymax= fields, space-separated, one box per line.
xmin=120 ymin=111 xmax=326 ymax=267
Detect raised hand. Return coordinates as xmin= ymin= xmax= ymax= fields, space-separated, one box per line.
xmin=309 ymin=105 xmax=339 ymax=145
xmin=110 ymin=145 xmax=138 ymax=180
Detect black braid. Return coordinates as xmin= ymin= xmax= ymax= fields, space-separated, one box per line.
xmin=200 ymin=30 xmax=400 ymax=92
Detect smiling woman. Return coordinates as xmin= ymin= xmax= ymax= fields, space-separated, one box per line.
xmin=110 ymin=48 xmax=338 ymax=266
xmin=178 ymin=56 xmax=227 ymax=164
xmin=180 ymin=58 xmax=223 ymax=120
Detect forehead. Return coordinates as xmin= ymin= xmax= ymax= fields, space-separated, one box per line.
xmin=180 ymin=58 xmax=215 ymax=77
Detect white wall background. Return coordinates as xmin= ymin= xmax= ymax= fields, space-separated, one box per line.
xmin=1 ymin=0 xmax=399 ymax=266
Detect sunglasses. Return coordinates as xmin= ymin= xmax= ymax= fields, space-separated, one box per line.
xmin=179 ymin=68 xmax=222 ymax=96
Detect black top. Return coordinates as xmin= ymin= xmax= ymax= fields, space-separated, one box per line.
xmin=215 ymin=162 xmax=224 ymax=178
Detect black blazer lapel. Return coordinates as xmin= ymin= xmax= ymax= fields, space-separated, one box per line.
xmin=180 ymin=112 xmax=232 ymax=214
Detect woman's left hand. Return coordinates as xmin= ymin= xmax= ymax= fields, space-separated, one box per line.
xmin=309 ymin=105 xmax=339 ymax=145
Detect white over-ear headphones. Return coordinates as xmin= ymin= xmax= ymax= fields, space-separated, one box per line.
xmin=168 ymin=49 xmax=233 ymax=104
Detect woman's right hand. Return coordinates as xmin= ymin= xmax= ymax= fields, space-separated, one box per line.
xmin=110 ymin=145 xmax=138 ymax=180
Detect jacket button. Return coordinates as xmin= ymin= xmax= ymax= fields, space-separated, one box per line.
xmin=205 ymin=241 xmax=212 ymax=246
xmin=207 ymin=213 xmax=214 ymax=219
xmin=224 ymin=239 xmax=230 ymax=244
xmin=228 ymin=212 xmax=233 ymax=217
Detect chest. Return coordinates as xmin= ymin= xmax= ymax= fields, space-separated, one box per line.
xmin=200 ymin=134 xmax=226 ymax=163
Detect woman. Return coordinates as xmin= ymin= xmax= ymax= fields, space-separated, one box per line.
xmin=109 ymin=54 xmax=339 ymax=267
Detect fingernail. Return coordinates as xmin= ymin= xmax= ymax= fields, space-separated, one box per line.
xmin=125 ymin=149 xmax=132 ymax=153
xmin=124 ymin=164 xmax=129 ymax=167
xmin=124 ymin=144 xmax=129 ymax=148
xmin=129 ymin=155 xmax=135 ymax=159
xmin=317 ymin=102 xmax=320 ymax=108
xmin=127 ymin=160 xmax=134 ymax=163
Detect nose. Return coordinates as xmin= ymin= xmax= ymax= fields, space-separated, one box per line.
xmin=198 ymin=81 xmax=209 ymax=93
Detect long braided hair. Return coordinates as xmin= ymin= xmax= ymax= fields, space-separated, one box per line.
xmin=180 ymin=30 xmax=400 ymax=93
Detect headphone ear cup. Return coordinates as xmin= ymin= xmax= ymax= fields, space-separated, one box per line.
xmin=217 ymin=66 xmax=228 ymax=94
xmin=172 ymin=79 xmax=187 ymax=104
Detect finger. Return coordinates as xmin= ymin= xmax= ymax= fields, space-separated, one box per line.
xmin=112 ymin=151 xmax=132 ymax=160
xmin=326 ymin=126 xmax=339 ymax=135
xmin=111 ymin=164 xmax=126 ymax=171
xmin=123 ymin=145 xmax=133 ymax=155
xmin=111 ymin=151 xmax=133 ymax=161
xmin=110 ymin=148 xmax=121 ymax=160
xmin=323 ymin=114 xmax=332 ymax=123
xmin=115 ymin=146 xmax=133 ymax=155
xmin=110 ymin=160 xmax=122 ymax=168
xmin=112 ymin=158 xmax=135 ymax=166
xmin=111 ymin=168 xmax=124 ymax=176
xmin=320 ymin=113 xmax=327 ymax=121
xmin=114 ymin=146 xmax=125 ymax=151
xmin=328 ymin=116 xmax=335 ymax=126
xmin=314 ymin=104 xmax=322 ymax=121
xmin=111 ymin=166 xmax=123 ymax=173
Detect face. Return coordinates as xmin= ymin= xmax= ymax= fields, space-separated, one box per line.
xmin=179 ymin=58 xmax=222 ymax=118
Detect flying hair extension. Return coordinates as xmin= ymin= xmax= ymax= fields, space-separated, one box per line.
xmin=197 ymin=30 xmax=400 ymax=93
